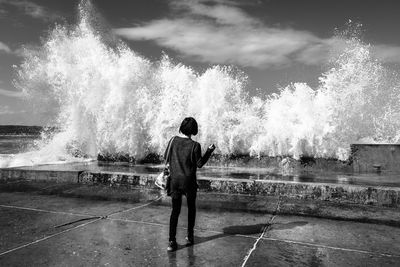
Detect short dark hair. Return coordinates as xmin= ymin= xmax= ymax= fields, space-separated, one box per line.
xmin=179 ymin=117 xmax=198 ymax=136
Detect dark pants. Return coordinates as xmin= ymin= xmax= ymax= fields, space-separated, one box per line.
xmin=169 ymin=191 xmax=196 ymax=242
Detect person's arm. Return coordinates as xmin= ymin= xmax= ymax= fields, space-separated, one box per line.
xmin=193 ymin=143 xmax=215 ymax=168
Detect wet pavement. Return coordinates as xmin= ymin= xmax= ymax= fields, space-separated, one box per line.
xmin=10 ymin=161 xmax=400 ymax=187
xmin=0 ymin=191 xmax=399 ymax=266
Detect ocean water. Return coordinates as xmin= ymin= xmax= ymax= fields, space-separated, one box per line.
xmin=0 ymin=126 xmax=85 ymax=168
xmin=0 ymin=132 xmax=41 ymax=168
xmin=2 ymin=0 xmax=400 ymax=168
xmin=0 ymin=132 xmax=90 ymax=168
xmin=0 ymin=135 xmax=38 ymax=154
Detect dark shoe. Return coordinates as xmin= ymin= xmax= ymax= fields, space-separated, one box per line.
xmin=185 ymin=236 xmax=194 ymax=246
xmin=167 ymin=241 xmax=177 ymax=252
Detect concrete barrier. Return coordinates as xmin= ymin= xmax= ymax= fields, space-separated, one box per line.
xmin=2 ymin=168 xmax=398 ymax=207
xmin=0 ymin=168 xmax=78 ymax=183
xmin=1 ymin=167 xmax=400 ymax=226
xmin=351 ymin=144 xmax=400 ymax=172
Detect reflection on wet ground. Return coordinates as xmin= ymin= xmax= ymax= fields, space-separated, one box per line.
xmin=10 ymin=161 xmax=400 ymax=187
xmin=1 ymin=192 xmax=399 ymax=266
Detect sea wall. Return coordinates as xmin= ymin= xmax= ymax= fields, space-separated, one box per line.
xmin=2 ymin=167 xmax=400 ymax=226
xmin=79 ymin=172 xmax=399 ymax=207
xmin=3 ymin=168 xmax=396 ymax=207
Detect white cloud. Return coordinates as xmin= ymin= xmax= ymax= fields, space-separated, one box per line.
xmin=114 ymin=0 xmax=337 ymax=68
xmin=0 ymin=0 xmax=61 ymax=21
xmin=0 ymin=105 xmax=15 ymax=115
xmin=115 ymin=0 xmax=400 ymax=68
xmin=0 ymin=41 xmax=11 ymax=53
xmin=0 ymin=41 xmax=40 ymax=57
xmin=0 ymin=88 xmax=25 ymax=98
xmin=171 ymin=0 xmax=258 ymax=26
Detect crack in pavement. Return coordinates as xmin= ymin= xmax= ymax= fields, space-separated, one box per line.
xmin=0 ymin=204 xmax=97 ymax=217
xmin=1 ymin=195 xmax=399 ymax=260
xmin=0 ymin=217 xmax=103 ymax=257
xmin=241 ymin=195 xmax=282 ymax=267
xmin=0 ymin=194 xmax=165 ymax=257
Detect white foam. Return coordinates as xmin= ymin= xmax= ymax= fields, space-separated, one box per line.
xmin=3 ymin=1 xmax=399 ymax=168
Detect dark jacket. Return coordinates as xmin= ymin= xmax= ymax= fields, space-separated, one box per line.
xmin=164 ymin=136 xmax=213 ymax=194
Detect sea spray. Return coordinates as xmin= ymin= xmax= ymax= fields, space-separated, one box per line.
xmin=3 ymin=1 xmax=400 ymax=168
xmin=251 ymin=36 xmax=400 ymax=160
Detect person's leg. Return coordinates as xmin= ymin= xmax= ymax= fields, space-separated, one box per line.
xmin=169 ymin=192 xmax=182 ymax=242
xmin=186 ymin=191 xmax=197 ymax=241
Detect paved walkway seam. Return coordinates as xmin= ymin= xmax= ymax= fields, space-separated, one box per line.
xmin=241 ymin=195 xmax=282 ymax=267
xmin=0 ymin=194 xmax=166 ymax=257
xmin=261 ymin=237 xmax=400 ymax=258
xmin=0 ymin=217 xmax=103 ymax=257
xmin=1 ymin=201 xmax=398 ymax=259
xmin=107 ymin=195 xmax=164 ymax=217
xmin=241 ymin=215 xmax=276 ymax=267
xmin=0 ymin=204 xmax=95 ymax=217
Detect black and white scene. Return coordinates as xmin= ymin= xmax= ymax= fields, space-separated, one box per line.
xmin=1 ymin=0 xmax=400 ymax=266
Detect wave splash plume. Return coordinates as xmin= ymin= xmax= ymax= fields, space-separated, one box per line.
xmin=2 ymin=1 xmax=400 ymax=167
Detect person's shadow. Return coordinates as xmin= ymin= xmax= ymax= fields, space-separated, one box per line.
xmin=167 ymin=223 xmax=269 ymax=266
xmin=167 ymin=221 xmax=309 ymax=266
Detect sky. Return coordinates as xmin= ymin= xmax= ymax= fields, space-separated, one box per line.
xmin=1 ymin=0 xmax=400 ymax=125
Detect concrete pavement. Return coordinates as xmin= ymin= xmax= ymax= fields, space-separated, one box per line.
xmin=0 ymin=190 xmax=399 ymax=266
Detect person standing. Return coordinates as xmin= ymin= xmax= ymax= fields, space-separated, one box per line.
xmin=164 ymin=117 xmax=215 ymax=252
